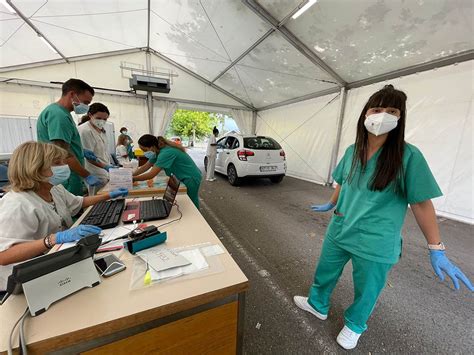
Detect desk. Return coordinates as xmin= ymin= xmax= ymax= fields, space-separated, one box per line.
xmin=99 ymin=175 xmax=187 ymax=198
xmin=0 ymin=195 xmax=248 ymax=354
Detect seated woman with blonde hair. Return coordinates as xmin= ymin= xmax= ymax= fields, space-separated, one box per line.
xmin=0 ymin=141 xmax=128 ymax=292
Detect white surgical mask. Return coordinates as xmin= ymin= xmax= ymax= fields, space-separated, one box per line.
xmin=91 ymin=118 xmax=106 ymax=129
xmin=364 ymin=112 xmax=398 ymax=136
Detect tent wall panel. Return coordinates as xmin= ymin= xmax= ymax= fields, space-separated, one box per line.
xmin=256 ymin=93 xmax=340 ymax=185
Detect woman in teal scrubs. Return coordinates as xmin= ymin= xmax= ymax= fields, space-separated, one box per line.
xmin=132 ymin=135 xmax=202 ymax=208
xmin=294 ymin=85 xmax=473 ymax=350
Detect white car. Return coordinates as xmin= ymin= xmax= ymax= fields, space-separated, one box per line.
xmin=204 ymin=133 xmax=287 ymax=186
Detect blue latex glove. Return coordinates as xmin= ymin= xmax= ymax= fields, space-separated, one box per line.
xmin=109 ymin=188 xmax=128 ymax=199
xmin=310 ymin=202 xmax=336 ymax=212
xmin=430 ymin=250 xmax=473 ymax=291
xmin=85 ymin=174 xmax=101 ymax=186
xmin=83 ymin=149 xmax=98 ymax=162
xmin=103 ymin=164 xmax=115 ymax=172
xmin=56 ymin=225 xmax=102 ymax=244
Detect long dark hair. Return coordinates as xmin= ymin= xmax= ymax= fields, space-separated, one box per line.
xmin=138 ymin=135 xmax=186 ymax=153
xmin=348 ymin=84 xmax=407 ymax=193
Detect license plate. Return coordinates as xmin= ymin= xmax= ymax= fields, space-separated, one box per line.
xmin=260 ymin=166 xmax=277 ymax=172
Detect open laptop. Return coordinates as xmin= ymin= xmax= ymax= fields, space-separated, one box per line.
xmin=122 ymin=175 xmax=181 ymax=223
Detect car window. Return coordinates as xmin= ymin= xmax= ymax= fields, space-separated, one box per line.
xmin=217 ymin=137 xmax=227 ymax=147
xmin=232 ymin=139 xmax=240 ymax=149
xmin=244 ymin=136 xmax=281 ymax=150
xmin=224 ymin=137 xmax=236 ymax=149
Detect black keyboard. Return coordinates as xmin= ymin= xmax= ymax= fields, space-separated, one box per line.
xmin=140 ymin=199 xmax=168 ymax=220
xmin=80 ymin=199 xmax=125 ymax=229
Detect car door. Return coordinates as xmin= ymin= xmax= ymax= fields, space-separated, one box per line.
xmin=222 ymin=136 xmax=237 ymax=172
xmin=215 ymin=137 xmax=227 ymax=173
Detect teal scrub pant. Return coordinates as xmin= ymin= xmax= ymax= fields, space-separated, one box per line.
xmin=182 ymin=178 xmax=201 ymax=209
xmin=308 ymin=237 xmax=394 ymax=334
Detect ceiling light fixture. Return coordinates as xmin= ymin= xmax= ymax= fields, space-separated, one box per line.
xmin=292 ymin=0 xmax=317 ymax=20
xmin=0 ymin=0 xmax=16 ymax=14
xmin=38 ymin=35 xmax=58 ymax=54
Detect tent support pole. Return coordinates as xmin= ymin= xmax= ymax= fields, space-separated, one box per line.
xmin=251 ymin=111 xmax=257 ymax=135
xmin=147 ymin=91 xmax=154 ymax=134
xmin=326 ymin=87 xmax=347 ymax=185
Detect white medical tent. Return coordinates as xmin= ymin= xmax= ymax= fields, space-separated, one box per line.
xmin=0 ymin=0 xmax=472 ymax=223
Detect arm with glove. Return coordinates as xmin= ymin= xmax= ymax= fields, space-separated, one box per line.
xmin=310 ymin=184 xmax=341 ymax=212
xmin=82 ymin=188 xmax=129 ymax=208
xmin=412 ymin=199 xmax=473 ymax=291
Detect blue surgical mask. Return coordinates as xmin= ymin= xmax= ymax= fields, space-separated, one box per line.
xmin=72 ymin=95 xmax=89 ymax=115
xmin=49 ymin=165 xmax=71 ymax=185
xmin=144 ymin=151 xmax=156 ymax=160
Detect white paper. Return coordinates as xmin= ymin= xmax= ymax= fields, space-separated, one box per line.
xmin=200 ymin=244 xmax=225 ymax=257
xmin=109 ymin=168 xmax=133 ymax=190
xmin=101 ymin=225 xmax=134 ymax=243
xmin=137 ymin=246 xmax=191 ymax=272
xmin=149 ymin=248 xmax=209 ymax=281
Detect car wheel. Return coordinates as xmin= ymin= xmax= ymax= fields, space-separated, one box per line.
xmin=270 ymin=175 xmax=284 ymax=183
xmin=204 ymin=156 xmax=208 ymax=173
xmin=227 ymin=164 xmax=241 ymax=186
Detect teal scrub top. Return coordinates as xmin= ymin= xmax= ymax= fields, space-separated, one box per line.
xmin=327 ymin=143 xmax=442 ymax=264
xmin=151 ymin=146 xmax=202 ymax=183
xmin=37 ymin=103 xmax=85 ymax=164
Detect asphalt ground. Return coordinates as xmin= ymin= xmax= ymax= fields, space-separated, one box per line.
xmin=188 ymin=148 xmax=473 ymax=354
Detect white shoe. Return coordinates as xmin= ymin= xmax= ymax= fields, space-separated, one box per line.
xmin=336 ymin=325 xmax=361 ymax=350
xmin=293 ymin=296 xmax=327 ymax=320
xmin=210 ymin=178 xmax=217 ymax=181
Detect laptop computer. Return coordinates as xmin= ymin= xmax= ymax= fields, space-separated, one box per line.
xmin=122 ymin=175 xmax=181 ymax=223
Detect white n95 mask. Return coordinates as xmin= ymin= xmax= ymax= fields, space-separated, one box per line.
xmin=92 ymin=118 xmax=106 ymax=129
xmin=364 ymin=112 xmax=398 ymax=136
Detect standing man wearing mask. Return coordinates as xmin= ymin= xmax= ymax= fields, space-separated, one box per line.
xmin=78 ymin=103 xmax=114 ymax=194
xmin=37 ymin=78 xmax=101 ymax=195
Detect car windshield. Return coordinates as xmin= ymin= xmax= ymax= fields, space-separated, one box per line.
xmin=243 ymin=137 xmax=281 ymax=150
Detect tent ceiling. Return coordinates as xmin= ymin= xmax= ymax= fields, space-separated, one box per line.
xmin=1 ymin=0 xmax=473 ymax=109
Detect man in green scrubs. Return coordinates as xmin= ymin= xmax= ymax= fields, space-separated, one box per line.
xmin=37 ymin=79 xmax=101 ymax=195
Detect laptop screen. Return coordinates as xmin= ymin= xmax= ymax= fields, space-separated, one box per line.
xmin=163 ymin=175 xmax=180 ymax=205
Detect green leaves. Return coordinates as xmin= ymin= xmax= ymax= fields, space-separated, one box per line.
xmin=168 ymin=109 xmax=220 ymax=139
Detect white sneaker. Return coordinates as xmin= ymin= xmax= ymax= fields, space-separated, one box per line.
xmin=293 ymin=296 xmax=327 ymax=320
xmin=336 ymin=325 xmax=361 ymax=350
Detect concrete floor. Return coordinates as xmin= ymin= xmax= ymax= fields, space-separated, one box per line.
xmin=188 ymin=148 xmax=473 ymax=354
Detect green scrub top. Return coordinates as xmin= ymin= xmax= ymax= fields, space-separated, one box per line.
xmin=37 ymin=103 xmax=85 ymax=195
xmin=151 ymin=146 xmax=202 ymax=207
xmin=327 ymin=143 xmax=442 ymax=264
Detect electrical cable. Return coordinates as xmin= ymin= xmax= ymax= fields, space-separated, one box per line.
xmin=19 ymin=308 xmax=29 ymax=355
xmin=156 ymin=201 xmax=183 ymax=229
xmin=8 ymin=307 xmax=29 ymax=355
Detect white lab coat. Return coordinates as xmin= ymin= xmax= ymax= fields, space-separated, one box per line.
xmin=115 ymin=144 xmax=129 ymax=165
xmin=206 ymin=135 xmax=217 ymax=180
xmin=78 ymin=122 xmax=110 ymax=187
xmin=0 ymin=185 xmax=83 ymax=290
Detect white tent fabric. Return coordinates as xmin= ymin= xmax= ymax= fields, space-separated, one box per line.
xmin=231 ymin=109 xmax=254 ymax=135
xmin=0 ymin=116 xmax=37 ymax=153
xmin=256 ymin=93 xmax=340 ymax=184
xmin=153 ymin=100 xmax=177 ymax=137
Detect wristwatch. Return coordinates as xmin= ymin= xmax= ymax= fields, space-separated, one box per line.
xmin=428 ymin=242 xmax=445 ymax=250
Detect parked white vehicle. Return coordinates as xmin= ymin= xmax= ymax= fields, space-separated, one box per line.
xmin=204 ymin=133 xmax=287 ymax=186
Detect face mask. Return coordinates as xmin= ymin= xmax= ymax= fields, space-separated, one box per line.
xmin=364 ymin=112 xmax=399 ymax=136
xmin=122 ymin=131 xmax=128 ymax=135
xmin=144 ymin=151 xmax=156 ymax=160
xmin=91 ymin=118 xmax=106 ymax=129
xmin=72 ymin=95 xmax=89 ymax=115
xmin=48 ymin=165 xmax=71 ymax=185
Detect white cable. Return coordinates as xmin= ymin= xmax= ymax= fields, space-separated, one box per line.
xmin=99 ymin=261 xmax=125 ymax=277
xmin=19 ymin=308 xmax=29 ymax=354
xmin=8 ymin=307 xmax=28 ymax=355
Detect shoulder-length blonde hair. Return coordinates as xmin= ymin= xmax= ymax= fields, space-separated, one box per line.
xmin=8 ymin=141 xmax=68 ymax=192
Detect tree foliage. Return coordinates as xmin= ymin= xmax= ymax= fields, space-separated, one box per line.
xmin=168 ymin=109 xmax=221 ymax=139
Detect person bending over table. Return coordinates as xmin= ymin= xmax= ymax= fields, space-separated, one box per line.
xmin=0 ymin=142 xmax=128 ymax=292
xmin=132 ymin=135 xmax=202 ymax=208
